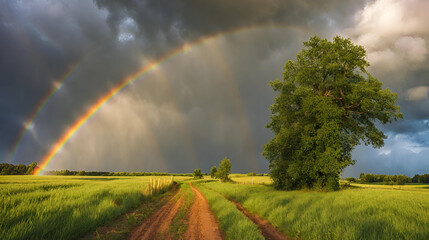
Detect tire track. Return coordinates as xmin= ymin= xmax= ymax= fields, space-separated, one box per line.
xmin=185 ymin=183 xmax=223 ymax=240
xmin=205 ymin=186 xmax=289 ymax=240
xmin=129 ymin=190 xmax=184 ymax=240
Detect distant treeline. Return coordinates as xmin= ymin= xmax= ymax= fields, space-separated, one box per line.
xmin=45 ymin=170 xmax=194 ymax=176
xmin=0 ymin=162 xmax=38 ymax=175
xmin=345 ymin=173 xmax=429 ymax=185
xmin=411 ymin=174 xmax=429 ymax=183
xmin=40 ymin=170 xmax=174 ymax=176
xmin=0 ymin=163 xmax=191 ymax=176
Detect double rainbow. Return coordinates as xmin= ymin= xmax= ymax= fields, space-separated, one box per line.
xmin=33 ymin=25 xmax=309 ymax=175
xmin=33 ymin=42 xmax=194 ymax=175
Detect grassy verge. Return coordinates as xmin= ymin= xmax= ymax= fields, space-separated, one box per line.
xmin=169 ymin=181 xmax=195 ymax=239
xmin=0 ymin=176 xmax=177 ymax=240
xmin=195 ymin=182 xmax=264 ymax=240
xmin=201 ymin=181 xmax=429 ymax=240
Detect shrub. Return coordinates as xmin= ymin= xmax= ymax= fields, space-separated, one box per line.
xmin=345 ymin=177 xmax=356 ymax=182
xmin=193 ymin=169 xmax=203 ymax=179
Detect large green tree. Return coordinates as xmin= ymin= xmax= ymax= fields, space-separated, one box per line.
xmin=263 ymin=36 xmax=402 ymax=191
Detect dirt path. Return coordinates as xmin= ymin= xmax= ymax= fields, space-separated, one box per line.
xmin=129 ymin=191 xmax=184 ymax=240
xmin=210 ymin=188 xmax=289 ymax=240
xmin=185 ymin=183 xmax=223 ymax=240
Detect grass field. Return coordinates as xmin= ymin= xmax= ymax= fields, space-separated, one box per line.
xmin=350 ymin=182 xmax=429 ymax=191
xmin=0 ymin=175 xmax=185 ymax=240
xmin=201 ymin=180 xmax=429 ymax=240
xmin=3 ymin=175 xmax=429 ymax=240
xmin=229 ymin=174 xmax=272 ymax=184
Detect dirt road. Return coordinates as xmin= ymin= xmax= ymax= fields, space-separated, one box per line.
xmin=129 ymin=183 xmax=223 ymax=240
xmin=185 ymin=183 xmax=223 ymax=240
xmin=129 ymin=191 xmax=184 ymax=240
xmin=130 ymin=182 xmax=287 ymax=240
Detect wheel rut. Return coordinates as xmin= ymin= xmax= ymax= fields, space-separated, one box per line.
xmin=129 ymin=190 xmax=184 ymax=240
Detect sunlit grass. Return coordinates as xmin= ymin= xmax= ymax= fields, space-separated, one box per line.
xmin=229 ymin=174 xmax=272 ymax=184
xmin=349 ymin=182 xmax=429 ymax=191
xmin=202 ymin=181 xmax=429 ymax=240
xmin=0 ymin=175 xmax=182 ymax=240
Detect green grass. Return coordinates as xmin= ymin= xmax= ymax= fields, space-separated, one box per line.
xmin=0 ymin=175 xmax=183 ymax=240
xmin=195 ymin=182 xmax=264 ymax=240
xmin=201 ymin=181 xmax=429 ymax=240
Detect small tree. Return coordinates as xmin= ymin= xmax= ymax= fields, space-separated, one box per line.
xmin=210 ymin=166 xmax=218 ymax=178
xmin=193 ymin=169 xmax=203 ymax=179
xmin=218 ymin=157 xmax=231 ymax=182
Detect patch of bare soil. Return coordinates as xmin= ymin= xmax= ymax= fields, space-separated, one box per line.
xmin=214 ymin=188 xmax=289 ymax=240
xmin=185 ymin=183 xmax=223 ymax=240
xmin=129 ymin=191 xmax=184 ymax=240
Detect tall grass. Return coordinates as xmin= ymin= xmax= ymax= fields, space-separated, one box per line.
xmin=202 ymin=181 xmax=429 ymax=240
xmin=195 ymin=183 xmax=264 ymax=240
xmin=145 ymin=176 xmax=174 ymax=195
xmin=0 ymin=175 xmax=175 ymax=240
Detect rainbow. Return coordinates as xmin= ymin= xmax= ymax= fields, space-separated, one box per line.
xmin=33 ymin=25 xmax=310 ymax=175
xmin=33 ymin=46 xmax=189 ymax=175
xmin=7 ymin=62 xmax=81 ymax=163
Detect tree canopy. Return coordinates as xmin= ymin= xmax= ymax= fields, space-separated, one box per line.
xmin=0 ymin=162 xmax=38 ymax=175
xmin=263 ymin=36 xmax=402 ymax=191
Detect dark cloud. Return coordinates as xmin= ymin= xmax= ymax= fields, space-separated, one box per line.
xmin=383 ymin=119 xmax=429 ymax=135
xmin=94 ymin=0 xmax=367 ymax=55
xmin=1 ymin=0 xmax=429 ymax=176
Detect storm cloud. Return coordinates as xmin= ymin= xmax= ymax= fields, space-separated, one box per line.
xmin=1 ymin=0 xmax=428 ymax=176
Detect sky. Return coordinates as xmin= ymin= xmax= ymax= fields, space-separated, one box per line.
xmin=1 ymin=0 xmax=428 ymax=177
